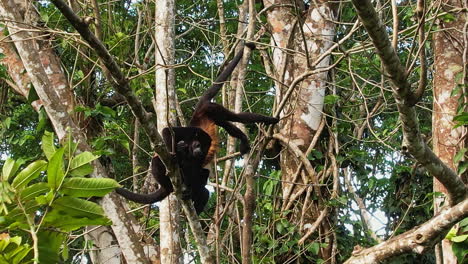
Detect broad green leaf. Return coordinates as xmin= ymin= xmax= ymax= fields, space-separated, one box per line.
xmin=63 ymin=139 xmax=78 ymax=159
xmin=446 ymin=227 xmax=458 ymax=240
xmin=0 ymin=257 xmax=8 ymax=264
xmin=460 ymin=217 xmax=468 ymax=227
xmin=60 ymin=178 xmax=120 ymax=197
xmin=35 ymin=193 xmax=52 ymax=205
xmin=95 ymin=104 xmax=116 ymax=118
xmin=52 ymin=197 xmax=105 ymax=219
xmin=69 ymin=164 xmax=94 ymax=177
xmin=5 ymin=243 xmax=25 ymax=261
xmin=38 ymin=231 xmax=65 ymax=264
xmin=7 ymin=201 xmax=40 ymax=221
xmin=47 ymin=148 xmax=65 ymax=190
xmin=451 ymin=234 xmax=468 ymax=243
xmin=307 ymin=242 xmax=320 ymax=255
xmin=452 ymin=240 xmax=468 ymax=263
xmin=2 ymin=158 xmax=20 ymax=182
xmin=458 ymin=162 xmax=468 ymax=176
xmin=44 ymin=211 xmax=111 ymax=231
xmin=62 ymin=241 xmax=69 ymax=260
xmin=11 ymin=160 xmax=47 ymax=189
xmin=9 ymin=236 xmax=21 ymax=246
xmin=324 ymin=95 xmax=340 ymax=105
xmin=69 ymin=152 xmax=99 ymax=170
xmin=41 ymin=131 xmax=56 ymax=161
xmin=20 ymin=183 xmax=49 ymax=201
xmin=454 ymin=148 xmax=467 ymax=164
xmin=11 ymin=245 xmax=31 ymax=264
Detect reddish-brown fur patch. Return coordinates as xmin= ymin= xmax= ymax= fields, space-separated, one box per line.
xmin=197 ymin=118 xmax=218 ymax=166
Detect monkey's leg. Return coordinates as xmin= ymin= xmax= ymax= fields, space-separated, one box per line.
xmin=216 ymin=120 xmax=251 ymax=154
xmin=207 ymin=103 xmax=279 ymax=124
xmin=192 ymin=187 xmax=210 ymax=215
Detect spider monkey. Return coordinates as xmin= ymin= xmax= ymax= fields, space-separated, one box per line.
xmin=116 ymin=42 xmax=279 ymax=214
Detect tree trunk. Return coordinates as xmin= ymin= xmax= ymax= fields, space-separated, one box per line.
xmin=264 ymin=0 xmax=336 ymax=261
xmin=0 ymin=1 xmax=154 ymax=263
xmin=154 ymin=0 xmax=182 ymax=262
xmin=433 ymin=0 xmax=466 ymax=262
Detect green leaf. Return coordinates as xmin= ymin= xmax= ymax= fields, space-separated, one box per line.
xmin=452 ymin=239 xmax=468 ymax=263
xmin=11 ymin=245 xmax=31 ymax=264
xmin=42 ymin=131 xmax=56 ymax=161
xmin=307 ymin=242 xmax=320 ymax=255
xmin=2 ymin=117 xmax=11 ymax=129
xmin=459 ymin=217 xmax=468 ymax=227
xmin=44 ymin=211 xmax=111 ymax=231
xmin=451 ymin=234 xmax=468 ymax=243
xmin=458 ymin=162 xmax=468 ymax=175
xmin=276 ymin=221 xmax=284 ymax=234
xmin=69 ymin=164 xmax=94 ymax=177
xmin=27 ymin=86 xmax=39 ymax=104
xmin=446 ymin=227 xmax=458 ymax=240
xmin=442 ymin=13 xmax=456 ymax=22
xmin=7 ymin=201 xmax=40 ymax=221
xmin=69 ymin=152 xmax=99 ymax=170
xmin=60 ymin=178 xmax=120 ymax=197
xmin=2 ymin=158 xmax=20 ymax=182
xmin=95 ymin=104 xmax=116 ymax=118
xmin=20 ymin=183 xmax=50 ymax=201
xmin=454 ymin=113 xmax=468 ymax=128
xmin=62 ymin=138 xmax=78 ymax=158
xmin=38 ymin=231 xmax=65 ymax=264
xmin=36 ymin=108 xmax=48 ymax=133
xmin=11 ymin=160 xmax=47 ymax=189
xmin=47 ymin=148 xmax=65 ymax=189
xmin=51 ymin=197 xmax=105 ymax=219
xmin=454 ymin=148 xmax=467 ymax=164
xmin=324 ymin=95 xmax=340 ymax=105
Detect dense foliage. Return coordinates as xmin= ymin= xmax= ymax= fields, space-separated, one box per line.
xmin=0 ymin=0 xmax=466 ymax=263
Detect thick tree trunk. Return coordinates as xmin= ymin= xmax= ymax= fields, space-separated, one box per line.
xmin=432 ymin=0 xmax=466 ymax=262
xmin=0 ymin=1 xmax=154 ymax=263
xmin=154 ymin=0 xmax=182 ymax=262
xmin=264 ymin=0 xmax=336 ymax=261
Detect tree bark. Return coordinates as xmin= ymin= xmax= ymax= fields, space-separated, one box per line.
xmin=345 ymin=0 xmax=468 ymax=262
xmin=154 ymin=0 xmax=182 ymax=262
xmin=0 ymin=1 xmax=154 ymax=263
xmin=350 ymin=0 xmax=466 ymax=205
xmin=433 ymin=0 xmax=467 ymax=262
xmin=264 ymin=0 xmax=336 ymax=261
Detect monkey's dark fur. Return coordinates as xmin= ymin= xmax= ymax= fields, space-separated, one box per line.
xmin=116 ymin=43 xmax=279 ymax=214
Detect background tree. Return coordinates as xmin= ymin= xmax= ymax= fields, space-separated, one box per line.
xmin=0 ymin=0 xmax=467 ymax=263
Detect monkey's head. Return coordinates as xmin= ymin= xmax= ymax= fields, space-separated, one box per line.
xmin=188 ymin=129 xmax=211 ymax=161
xmin=168 ymin=127 xmax=211 ymax=162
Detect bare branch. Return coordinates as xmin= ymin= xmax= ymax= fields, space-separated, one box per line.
xmin=350 ymin=0 xmax=467 ymax=205
xmin=345 ymin=198 xmax=468 ymax=264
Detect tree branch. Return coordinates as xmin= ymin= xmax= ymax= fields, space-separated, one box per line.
xmin=345 ymin=198 xmax=468 ymax=263
xmin=50 ymin=0 xmax=162 ymax=154
xmin=350 ymin=0 xmax=466 ymax=205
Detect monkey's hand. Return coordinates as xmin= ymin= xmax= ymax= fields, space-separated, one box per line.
xmin=177 ymin=140 xmax=188 ymax=152
xmin=175 ymin=140 xmax=188 ymax=160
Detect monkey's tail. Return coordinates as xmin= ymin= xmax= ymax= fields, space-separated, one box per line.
xmin=115 ymin=187 xmax=169 ymax=204
xmin=200 ymin=42 xmax=256 ymax=102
